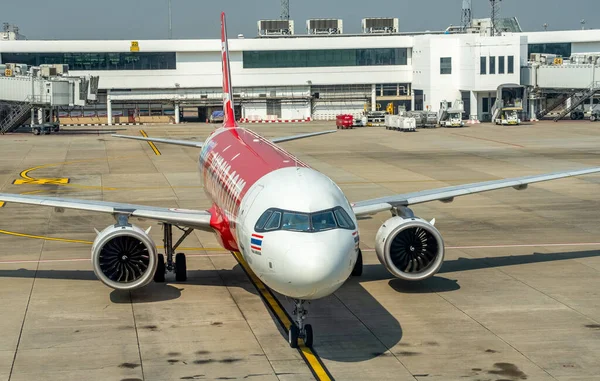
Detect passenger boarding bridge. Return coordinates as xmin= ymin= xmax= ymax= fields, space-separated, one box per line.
xmin=0 ymin=63 xmax=98 ymax=134
xmin=522 ymin=53 xmax=600 ymax=121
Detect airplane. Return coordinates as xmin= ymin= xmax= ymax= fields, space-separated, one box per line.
xmin=2 ymin=12 xmax=600 ymax=349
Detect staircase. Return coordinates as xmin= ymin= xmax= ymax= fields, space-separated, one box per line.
xmin=553 ymin=84 xmax=599 ymax=122
xmin=0 ymin=101 xmax=32 ymax=135
xmin=536 ymin=90 xmax=578 ymax=119
xmin=491 ymin=99 xmax=504 ymax=121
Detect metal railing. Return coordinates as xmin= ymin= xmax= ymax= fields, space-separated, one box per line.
xmin=0 ymin=96 xmax=33 ymax=134
xmin=553 ymin=82 xmax=600 ymax=122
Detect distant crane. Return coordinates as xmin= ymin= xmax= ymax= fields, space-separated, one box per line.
xmin=281 ymin=0 xmax=290 ymax=21
xmin=461 ymin=0 xmax=472 ymax=31
xmin=490 ymin=0 xmax=502 ymax=36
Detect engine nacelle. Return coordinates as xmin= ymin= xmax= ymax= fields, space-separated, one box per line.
xmin=91 ymin=224 xmax=158 ymax=290
xmin=375 ymin=216 xmax=445 ymax=281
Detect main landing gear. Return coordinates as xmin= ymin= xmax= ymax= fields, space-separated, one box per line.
xmin=288 ymin=299 xmax=313 ymax=348
xmin=154 ymin=223 xmax=194 ymax=283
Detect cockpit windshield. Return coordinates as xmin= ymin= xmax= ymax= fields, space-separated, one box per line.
xmin=254 ymin=207 xmax=355 ymax=233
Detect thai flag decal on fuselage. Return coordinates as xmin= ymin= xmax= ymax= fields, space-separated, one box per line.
xmin=251 ymin=233 xmax=263 ymax=254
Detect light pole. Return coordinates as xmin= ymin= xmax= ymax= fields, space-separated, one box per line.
xmin=168 ymin=0 xmax=172 ymax=39
xmin=581 ymin=19 xmax=586 ymax=30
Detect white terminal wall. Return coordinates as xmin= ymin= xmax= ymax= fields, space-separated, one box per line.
xmin=412 ymin=34 xmax=525 ymax=113
xmin=4 ymin=29 xmax=600 ymax=119
xmin=0 ymin=37 xmax=413 ymax=90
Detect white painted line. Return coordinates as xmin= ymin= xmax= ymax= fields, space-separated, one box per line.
xmin=361 ymin=242 xmax=600 ymax=252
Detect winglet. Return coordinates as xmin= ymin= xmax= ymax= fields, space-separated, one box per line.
xmin=221 ymin=12 xmax=237 ymax=128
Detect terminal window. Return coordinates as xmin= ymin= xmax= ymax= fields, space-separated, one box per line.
xmin=480 ymin=56 xmax=487 ymax=75
xmin=0 ymin=52 xmax=176 ymax=70
xmin=498 ymin=56 xmax=505 ymax=74
xmin=489 ymin=56 xmax=496 ymax=74
xmin=528 ymin=43 xmax=571 ymax=58
xmin=507 ymin=56 xmax=514 ymax=74
xmin=243 ymin=48 xmax=408 ymax=68
xmin=440 ymin=57 xmax=452 ymax=75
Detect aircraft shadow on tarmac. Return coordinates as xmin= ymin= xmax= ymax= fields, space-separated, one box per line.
xmin=1 ymin=249 xmax=599 ymax=362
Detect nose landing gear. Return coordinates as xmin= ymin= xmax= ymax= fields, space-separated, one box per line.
xmin=288 ymin=299 xmax=313 ymax=348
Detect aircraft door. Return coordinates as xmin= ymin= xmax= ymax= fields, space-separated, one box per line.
xmin=239 ymin=185 xmax=264 ymax=267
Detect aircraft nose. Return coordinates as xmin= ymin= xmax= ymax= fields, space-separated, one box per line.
xmin=284 ymin=240 xmax=353 ymax=298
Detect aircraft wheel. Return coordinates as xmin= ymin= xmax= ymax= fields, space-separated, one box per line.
xmin=351 ymin=249 xmax=363 ymax=276
xmin=304 ymin=324 xmax=314 ymax=347
xmin=289 ymin=325 xmax=299 ymax=348
xmin=175 ymin=253 xmax=187 ymax=282
xmin=154 ymin=254 xmax=166 ymax=283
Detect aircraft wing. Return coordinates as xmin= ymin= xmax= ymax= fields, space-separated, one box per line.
xmin=352 ymin=167 xmax=600 ymax=217
xmin=112 ymin=134 xmax=204 ymax=148
xmin=271 ymin=130 xmax=337 ymax=144
xmin=112 ymin=129 xmax=336 ymax=147
xmin=0 ymin=193 xmax=213 ymax=231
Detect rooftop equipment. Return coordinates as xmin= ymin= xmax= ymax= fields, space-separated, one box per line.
xmin=307 ymin=19 xmax=343 ymax=35
xmin=461 ymin=0 xmax=472 ymax=31
xmin=361 ymin=18 xmax=398 ymax=34
xmin=258 ymin=20 xmax=294 ymax=36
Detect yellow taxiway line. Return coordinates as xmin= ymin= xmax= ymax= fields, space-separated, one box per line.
xmin=140 ymin=130 xmax=161 ymax=156
xmin=231 ymin=251 xmax=334 ymax=381
xmin=0 ymin=229 xmax=226 ymax=252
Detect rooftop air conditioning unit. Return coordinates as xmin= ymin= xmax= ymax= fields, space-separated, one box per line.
xmin=257 ymin=20 xmax=294 ymax=36
xmin=362 ymin=18 xmax=399 ymax=34
xmin=307 ymin=19 xmax=343 ymax=35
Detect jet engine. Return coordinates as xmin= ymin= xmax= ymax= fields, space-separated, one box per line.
xmin=91 ymin=224 xmax=158 ymax=290
xmin=375 ymin=216 xmax=445 ymax=281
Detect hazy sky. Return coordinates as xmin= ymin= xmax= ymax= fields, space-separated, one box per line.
xmin=3 ymin=0 xmax=599 ymax=40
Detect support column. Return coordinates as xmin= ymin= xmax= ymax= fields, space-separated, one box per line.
xmin=107 ymin=93 xmax=112 ymax=126
xmin=31 ymin=108 xmax=36 ymax=126
xmin=174 ymin=103 xmax=180 ymax=124
xmin=470 ymin=91 xmax=479 ymax=122
xmin=49 ymin=107 xmax=54 ymax=122
xmin=371 ymin=84 xmax=377 ymax=111
xmin=38 ymin=108 xmax=45 ymax=124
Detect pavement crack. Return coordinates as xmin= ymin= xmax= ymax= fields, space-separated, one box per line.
xmin=8 ymin=239 xmax=45 ymax=381
xmin=129 ymin=291 xmax=146 ymax=381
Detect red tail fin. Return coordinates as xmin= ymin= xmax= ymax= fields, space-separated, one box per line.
xmin=221 ymin=12 xmax=237 ymax=128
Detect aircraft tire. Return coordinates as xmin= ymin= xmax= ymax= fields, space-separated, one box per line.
xmin=289 ymin=325 xmax=299 ymax=348
xmin=304 ymin=324 xmax=313 ymax=347
xmin=154 ymin=254 xmax=166 ymax=283
xmin=175 ymin=253 xmax=187 ymax=282
xmin=351 ymin=249 xmax=363 ymax=276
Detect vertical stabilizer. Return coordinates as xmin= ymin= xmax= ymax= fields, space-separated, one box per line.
xmin=221 ymin=12 xmax=237 ymax=128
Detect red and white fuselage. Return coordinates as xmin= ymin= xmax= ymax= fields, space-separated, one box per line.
xmin=195 ymin=13 xmax=358 ymax=300
xmin=200 ymin=127 xmax=358 ymax=299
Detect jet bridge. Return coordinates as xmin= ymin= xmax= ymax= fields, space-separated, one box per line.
xmin=0 ymin=63 xmax=98 ymax=134
xmin=523 ymin=57 xmax=600 ymax=120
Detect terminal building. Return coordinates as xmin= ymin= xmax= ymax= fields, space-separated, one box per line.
xmin=1 ymin=17 xmax=599 ymax=125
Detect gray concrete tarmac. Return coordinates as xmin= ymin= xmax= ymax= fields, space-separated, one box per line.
xmin=1 ymin=120 xmax=600 ymax=381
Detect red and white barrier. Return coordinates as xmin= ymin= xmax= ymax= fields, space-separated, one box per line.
xmin=240 ymin=118 xmax=312 ymax=124
xmin=467 ymin=115 xmax=480 ymax=124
